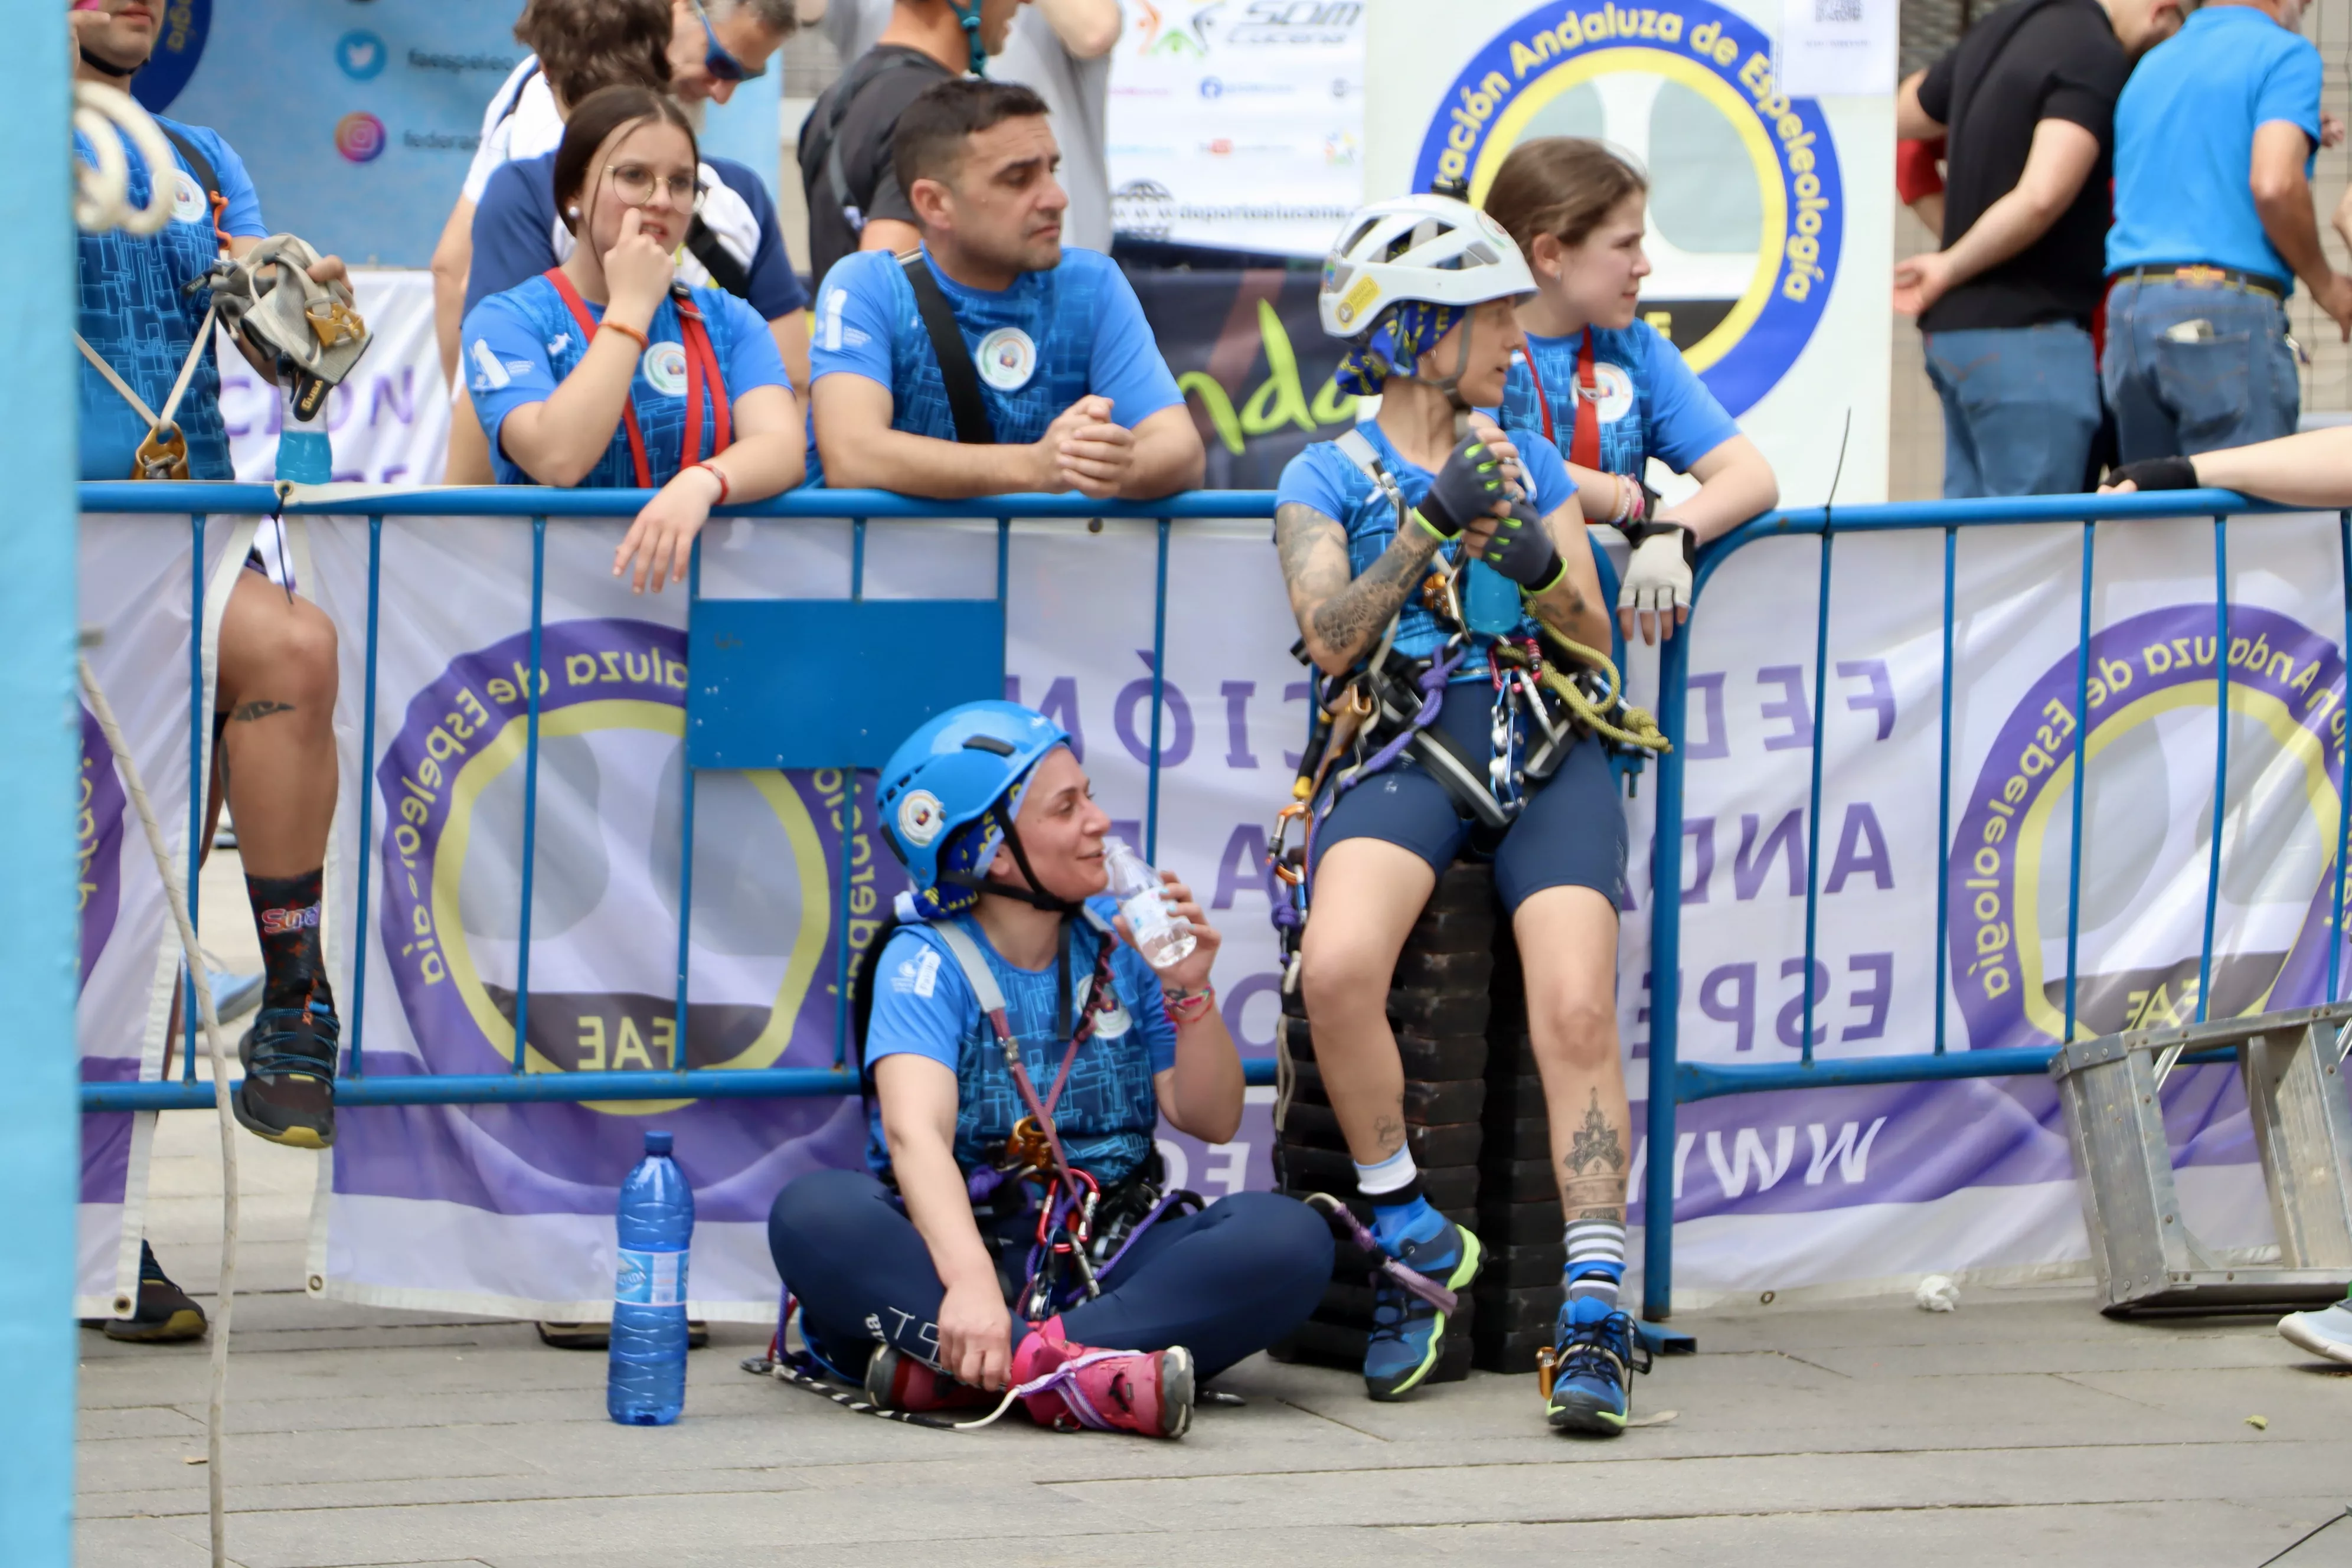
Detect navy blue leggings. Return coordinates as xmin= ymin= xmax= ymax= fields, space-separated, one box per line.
xmin=769 ymin=1169 xmax=1333 ymax=1380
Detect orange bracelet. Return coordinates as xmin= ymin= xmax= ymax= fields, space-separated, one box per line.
xmin=695 ymin=461 xmax=731 ymax=505
xmin=599 ymin=318 xmax=649 ymax=351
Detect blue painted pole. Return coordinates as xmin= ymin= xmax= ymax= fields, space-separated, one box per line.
xmin=1932 ymin=527 xmax=1956 ymax=1054
xmin=5 ymin=11 xmax=84 ymax=1562
xmin=1642 ymin=624 xmax=1693 ymax=1322
xmin=1146 ymin=517 xmax=1171 ymax=863
xmin=2197 ymin=519 xmax=2230 ymax=1023
xmin=1799 ymin=534 xmax=1832 ymax=1066
xmin=514 ymin=518 xmax=547 ymax=1071
xmin=2331 ymin=511 xmax=2351 ymax=1003
xmin=2062 ymin=524 xmax=2094 ymax=1039
xmin=348 ymin=516 xmax=383 ymax=1076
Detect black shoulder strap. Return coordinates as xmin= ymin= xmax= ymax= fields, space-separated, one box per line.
xmin=156 ymin=123 xmax=220 ymax=207
xmin=900 ymin=251 xmax=997 ymax=445
xmin=685 ymin=215 xmax=752 ymax=300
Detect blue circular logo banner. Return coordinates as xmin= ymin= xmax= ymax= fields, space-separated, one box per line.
xmin=1412 ymin=0 xmax=1841 ymax=416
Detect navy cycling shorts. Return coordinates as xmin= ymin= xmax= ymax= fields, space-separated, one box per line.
xmin=1309 ymin=679 xmax=1629 ymax=914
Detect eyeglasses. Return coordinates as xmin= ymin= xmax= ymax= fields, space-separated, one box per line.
xmin=687 ymin=0 xmax=766 ymax=83
xmin=606 ymin=162 xmax=706 ymax=210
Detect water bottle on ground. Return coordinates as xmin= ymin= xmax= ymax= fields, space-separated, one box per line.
xmin=1104 ymin=837 xmax=1196 ymax=969
xmin=608 ymin=1129 xmax=693 ymax=1426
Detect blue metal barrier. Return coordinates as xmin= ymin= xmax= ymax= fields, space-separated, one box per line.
xmin=76 ymin=483 xmax=1280 ymax=1113
xmin=1641 ymin=488 xmax=2324 ymax=1319
xmin=80 ymin=482 xmax=2332 ymax=1327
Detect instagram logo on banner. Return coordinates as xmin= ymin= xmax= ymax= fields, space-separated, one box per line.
xmin=335 ymin=112 xmax=386 ymax=164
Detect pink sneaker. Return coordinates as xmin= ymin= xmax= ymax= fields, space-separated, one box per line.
xmin=1010 ymin=1318 xmax=1193 ymax=1438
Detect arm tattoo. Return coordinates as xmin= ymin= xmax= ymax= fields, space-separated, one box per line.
xmin=1275 ymin=501 xmax=1440 ymax=667
xmin=231 ymin=700 xmax=296 ymax=723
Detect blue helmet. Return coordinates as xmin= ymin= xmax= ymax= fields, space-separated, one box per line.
xmin=877 ymin=701 xmax=1072 ymax=917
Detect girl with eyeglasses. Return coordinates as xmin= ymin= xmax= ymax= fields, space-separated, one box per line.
xmin=461 ymin=86 xmax=805 ymax=594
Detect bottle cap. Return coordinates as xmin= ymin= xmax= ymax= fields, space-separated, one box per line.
xmin=644 ymin=1130 xmax=674 ymax=1155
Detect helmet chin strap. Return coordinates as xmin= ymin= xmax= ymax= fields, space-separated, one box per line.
xmin=938 ymin=804 xmax=1084 ymax=915
xmin=79 ymin=45 xmax=140 ymax=79
xmin=1387 ymin=312 xmax=1478 ymax=413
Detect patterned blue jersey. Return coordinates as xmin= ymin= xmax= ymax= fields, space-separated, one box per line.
xmin=76 ymin=117 xmax=268 ymax=481
xmin=862 ymin=900 xmax=1177 ymax=1187
xmin=1274 ymin=422 xmax=1575 ymax=682
xmin=806 ymin=246 xmax=1182 ymax=484
xmin=462 ymin=275 xmax=790 ymax=488
xmin=1495 ymin=321 xmax=1738 ymax=481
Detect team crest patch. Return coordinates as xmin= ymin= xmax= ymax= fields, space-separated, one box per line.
xmin=896 ymin=788 xmax=946 ymax=848
xmin=975 ymin=328 xmax=1037 ymax=392
xmin=169 ymin=171 xmax=207 ymax=226
xmin=1580 ymin=362 xmax=1636 ymax=424
xmin=641 ymin=342 xmax=689 ymax=397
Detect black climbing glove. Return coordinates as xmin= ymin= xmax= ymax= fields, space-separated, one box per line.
xmin=2108 ymin=456 xmax=2197 ymax=492
xmin=1482 ymin=499 xmax=1567 ymax=592
xmin=1412 ymin=433 xmax=1512 ymax=540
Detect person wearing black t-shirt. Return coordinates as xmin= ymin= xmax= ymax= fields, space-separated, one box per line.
xmin=1893 ymin=0 xmax=2182 ymax=497
xmin=798 ymin=0 xmax=1028 ymax=289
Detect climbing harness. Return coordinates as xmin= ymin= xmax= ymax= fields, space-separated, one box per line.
xmin=1265 ymin=429 xmax=1668 ymax=987
xmin=544 ymin=267 xmax=732 ymax=487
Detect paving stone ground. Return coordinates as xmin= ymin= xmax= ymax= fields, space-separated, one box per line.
xmin=74 ymin=857 xmax=2352 ymax=1567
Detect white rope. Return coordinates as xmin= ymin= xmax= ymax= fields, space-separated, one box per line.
xmin=79 ymin=656 xmax=239 ymax=1568
xmin=72 ymin=80 xmax=175 ymax=236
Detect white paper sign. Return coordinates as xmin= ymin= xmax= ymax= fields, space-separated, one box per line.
xmin=1776 ymin=0 xmax=1897 ymax=97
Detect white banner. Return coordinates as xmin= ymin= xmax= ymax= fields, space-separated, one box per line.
xmin=77 ymin=514 xmax=253 ymax=1316
xmin=270 ymin=505 xmax=2344 ymax=1318
xmin=221 ymin=269 xmax=449 ymax=489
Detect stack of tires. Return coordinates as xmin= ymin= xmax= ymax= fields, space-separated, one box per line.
xmin=1270 ymin=861 xmax=1494 ymax=1384
xmin=1472 ymin=924 xmax=1566 ymax=1374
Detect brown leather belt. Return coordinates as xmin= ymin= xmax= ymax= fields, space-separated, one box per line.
xmin=2110 ymin=263 xmax=2287 ymax=300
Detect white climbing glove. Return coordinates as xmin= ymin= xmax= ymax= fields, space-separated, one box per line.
xmin=1618 ymin=524 xmax=1694 ymax=645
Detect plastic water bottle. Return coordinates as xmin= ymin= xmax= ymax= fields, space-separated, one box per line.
xmin=607 ymin=1129 xmax=693 ymax=1426
xmin=273 ymin=383 xmax=332 ymax=485
xmin=1105 ymin=837 xmax=1195 ymax=969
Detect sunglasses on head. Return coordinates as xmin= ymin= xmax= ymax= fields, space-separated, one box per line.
xmin=687 ymin=0 xmax=766 ymax=82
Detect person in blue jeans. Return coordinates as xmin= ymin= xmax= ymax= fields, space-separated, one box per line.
xmin=1482 ymin=138 xmax=1776 ymax=638
xmin=766 ymin=703 xmax=1330 ymax=1436
xmin=460 ymin=87 xmax=804 ymax=592
xmin=806 ymin=77 xmax=1203 ymax=498
xmin=1894 ymin=0 xmax=2181 ymax=496
xmin=2103 ymin=0 xmax=2352 ymax=461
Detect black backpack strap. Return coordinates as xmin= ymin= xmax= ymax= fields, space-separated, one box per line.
xmin=155 ymin=122 xmax=220 ymax=207
xmin=684 ymin=215 xmax=752 ymax=300
xmin=900 ymin=250 xmax=997 ymax=445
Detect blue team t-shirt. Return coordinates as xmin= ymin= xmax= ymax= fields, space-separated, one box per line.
xmin=1497 ymin=321 xmax=1738 ymax=481
xmin=76 ymin=116 xmax=269 ymax=481
xmin=2108 ymin=6 xmax=2322 ymax=283
xmin=806 ymin=245 xmax=1182 ymax=484
xmin=465 ymin=151 xmax=809 ymax=324
xmin=462 ymin=276 xmax=790 ymax=487
xmin=862 ymin=900 xmax=1177 ymax=1187
xmin=1274 ymin=421 xmax=1577 ymax=682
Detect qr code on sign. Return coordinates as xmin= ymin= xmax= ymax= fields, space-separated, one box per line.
xmin=1815 ymin=0 xmax=1862 ymax=21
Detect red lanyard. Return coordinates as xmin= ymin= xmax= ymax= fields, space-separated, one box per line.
xmin=540 ymin=268 xmax=732 ymax=487
xmin=1518 ymin=326 xmax=1602 ymax=471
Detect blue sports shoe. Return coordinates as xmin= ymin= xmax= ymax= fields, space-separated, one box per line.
xmin=1544 ymin=1295 xmax=1651 ymax=1435
xmin=1363 ymin=1220 xmax=1482 ymax=1401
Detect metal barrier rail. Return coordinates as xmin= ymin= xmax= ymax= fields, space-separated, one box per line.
xmin=1640 ymin=487 xmax=2327 ymax=1319
xmin=76 ymin=482 xmax=1280 ymax=1113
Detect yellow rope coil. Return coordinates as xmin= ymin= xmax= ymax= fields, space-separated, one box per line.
xmin=1497 ymin=638 xmax=1672 ymax=755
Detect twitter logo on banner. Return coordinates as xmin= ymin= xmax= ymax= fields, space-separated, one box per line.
xmin=337 ymin=30 xmax=387 ymax=81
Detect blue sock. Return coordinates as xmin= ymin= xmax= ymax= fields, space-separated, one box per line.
xmin=1371 ymin=1193 xmax=1446 ymax=1254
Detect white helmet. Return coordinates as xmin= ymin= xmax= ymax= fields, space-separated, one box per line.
xmin=1318 ymin=193 xmax=1534 ymax=343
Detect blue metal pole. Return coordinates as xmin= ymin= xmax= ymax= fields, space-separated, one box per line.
xmin=675 ymin=540 xmax=701 ymax=1072
xmin=1146 ymin=517 xmax=1171 ymax=863
xmin=184 ymin=512 xmax=205 ymax=1081
xmin=2063 ymin=524 xmax=2094 ymax=1039
xmin=349 ymin=517 xmax=383 ymax=1076
xmin=2198 ymin=518 xmax=2230 ymax=1023
xmin=1799 ymin=534 xmax=1832 ymax=1066
xmin=832 ymin=521 xmax=867 ymax=1069
xmin=2331 ymin=511 xmax=2351 ymax=1003
xmin=6 ymin=11 xmax=84 ymax=1557
xmin=514 ymin=518 xmax=547 ymax=1071
xmin=1642 ymin=625 xmax=1693 ymax=1322
xmin=1932 ymin=527 xmax=1956 ymax=1054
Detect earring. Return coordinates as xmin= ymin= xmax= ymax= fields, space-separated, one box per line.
xmin=566 ymin=205 xmax=580 ymax=219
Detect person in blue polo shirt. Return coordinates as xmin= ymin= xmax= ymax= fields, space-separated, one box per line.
xmin=2105 ymin=0 xmax=2352 ymax=459
xmin=1482 ymin=138 xmax=1778 ymax=646
xmin=806 ymin=78 xmax=1203 ymax=499
xmin=461 ymin=87 xmax=805 ymax=593
xmin=72 ymin=0 xmax=360 ymax=1340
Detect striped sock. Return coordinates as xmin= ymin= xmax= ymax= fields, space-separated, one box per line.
xmin=1564 ymin=1217 xmax=1626 ymax=1311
